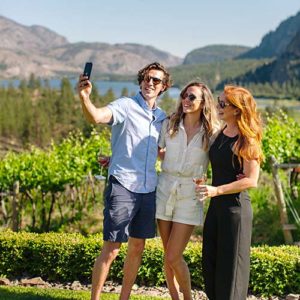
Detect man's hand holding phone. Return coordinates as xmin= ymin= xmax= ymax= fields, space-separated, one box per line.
xmin=78 ymin=62 xmax=93 ymax=99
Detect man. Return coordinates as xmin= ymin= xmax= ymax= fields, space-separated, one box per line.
xmin=77 ymin=62 xmax=172 ymax=300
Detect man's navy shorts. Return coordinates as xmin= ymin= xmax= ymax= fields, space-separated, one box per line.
xmin=103 ymin=176 xmax=156 ymax=242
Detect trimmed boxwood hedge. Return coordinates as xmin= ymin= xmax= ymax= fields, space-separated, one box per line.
xmin=0 ymin=231 xmax=299 ymax=296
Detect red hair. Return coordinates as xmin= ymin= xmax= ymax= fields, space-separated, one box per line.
xmin=224 ymin=85 xmax=264 ymax=164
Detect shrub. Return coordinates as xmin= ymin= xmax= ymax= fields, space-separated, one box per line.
xmin=262 ymin=110 xmax=300 ymax=172
xmin=250 ymin=246 xmax=300 ymax=296
xmin=0 ymin=231 xmax=299 ymax=296
xmin=250 ymin=173 xmax=284 ymax=245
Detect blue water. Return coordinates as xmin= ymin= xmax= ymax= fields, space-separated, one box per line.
xmin=0 ymin=78 xmax=181 ymax=99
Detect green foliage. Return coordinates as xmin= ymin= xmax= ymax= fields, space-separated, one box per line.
xmin=170 ymin=59 xmax=269 ymax=90
xmin=250 ymin=173 xmax=284 ymax=245
xmin=0 ymin=128 xmax=111 ymax=232
xmin=0 ymin=128 xmax=110 ymax=193
xmin=0 ymin=78 xmax=116 ymax=148
xmin=0 ymin=286 xmax=92 ymax=300
xmin=0 ymin=231 xmax=299 ymax=296
xmin=0 ymin=286 xmax=159 ymax=299
xmin=250 ymin=246 xmax=300 ymax=296
xmin=184 ymin=242 xmax=204 ymax=289
xmin=121 ymin=87 xmax=129 ymax=97
xmin=0 ymin=231 xmax=102 ymax=282
xmin=138 ymin=239 xmax=165 ymax=286
xmin=183 ymin=45 xmax=250 ymax=65
xmin=262 ymin=110 xmax=300 ymax=172
xmin=243 ymin=80 xmax=300 ymax=100
xmin=158 ymin=92 xmax=177 ymax=116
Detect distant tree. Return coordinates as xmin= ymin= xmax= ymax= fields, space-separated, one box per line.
xmin=121 ymin=87 xmax=129 ymax=97
xmin=27 ymin=73 xmax=41 ymax=90
xmin=56 ymin=78 xmax=75 ymax=125
xmin=102 ymin=88 xmax=116 ymax=106
xmin=159 ymin=92 xmax=177 ymax=116
xmin=91 ymin=81 xmax=100 ymax=100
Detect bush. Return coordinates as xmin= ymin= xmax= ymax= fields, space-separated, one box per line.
xmin=250 ymin=172 xmax=285 ymax=245
xmin=0 ymin=231 xmax=299 ymax=296
xmin=0 ymin=231 xmax=102 ymax=282
xmin=262 ymin=110 xmax=300 ymax=172
xmin=250 ymin=246 xmax=300 ymax=296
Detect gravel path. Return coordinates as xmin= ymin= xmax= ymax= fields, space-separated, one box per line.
xmin=1 ymin=277 xmax=299 ymax=299
xmin=57 ymin=280 xmax=297 ymax=300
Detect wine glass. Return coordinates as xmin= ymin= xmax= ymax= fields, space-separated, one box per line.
xmin=95 ymin=147 xmax=110 ymax=181
xmin=193 ymin=165 xmax=207 ymax=201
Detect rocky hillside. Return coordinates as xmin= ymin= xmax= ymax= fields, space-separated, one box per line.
xmin=0 ymin=16 xmax=182 ymax=79
xmin=238 ymin=10 xmax=300 ymax=59
xmin=183 ymin=45 xmax=250 ymax=65
xmin=226 ymin=30 xmax=300 ymax=85
xmin=46 ymin=42 xmax=182 ymax=76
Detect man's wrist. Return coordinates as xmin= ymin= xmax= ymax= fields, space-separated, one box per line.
xmin=80 ymin=95 xmax=90 ymax=103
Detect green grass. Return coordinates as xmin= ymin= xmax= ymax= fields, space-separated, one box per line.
xmin=0 ymin=286 xmax=167 ymax=300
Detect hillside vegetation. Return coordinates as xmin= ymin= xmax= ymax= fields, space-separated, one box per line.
xmin=170 ymin=58 xmax=270 ymax=90
xmin=183 ymin=45 xmax=250 ymax=64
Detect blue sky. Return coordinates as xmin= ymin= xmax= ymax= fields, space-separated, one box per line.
xmin=0 ymin=0 xmax=299 ymax=57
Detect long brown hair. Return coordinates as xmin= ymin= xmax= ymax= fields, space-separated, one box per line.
xmin=224 ymin=85 xmax=264 ymax=164
xmin=168 ymin=81 xmax=218 ymax=151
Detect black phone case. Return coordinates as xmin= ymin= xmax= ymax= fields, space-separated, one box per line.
xmin=83 ymin=62 xmax=93 ymax=79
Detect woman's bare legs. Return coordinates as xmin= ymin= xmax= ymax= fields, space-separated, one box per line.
xmin=165 ymin=222 xmax=194 ymax=300
xmin=158 ymin=219 xmax=195 ymax=300
xmin=157 ymin=219 xmax=180 ymax=300
xmin=158 ymin=220 xmax=194 ymax=300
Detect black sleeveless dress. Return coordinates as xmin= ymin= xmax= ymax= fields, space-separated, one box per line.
xmin=202 ymin=130 xmax=253 ymax=300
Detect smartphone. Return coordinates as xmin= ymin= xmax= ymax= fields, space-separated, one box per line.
xmin=83 ymin=62 xmax=93 ymax=79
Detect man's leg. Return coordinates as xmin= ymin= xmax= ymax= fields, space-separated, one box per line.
xmin=91 ymin=241 xmax=121 ymax=300
xmin=119 ymin=237 xmax=145 ymax=300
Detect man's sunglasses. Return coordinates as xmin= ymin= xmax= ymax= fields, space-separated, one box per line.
xmin=144 ymin=75 xmax=163 ymax=86
xmin=182 ymin=93 xmax=200 ymax=102
xmin=217 ymin=97 xmax=232 ymax=109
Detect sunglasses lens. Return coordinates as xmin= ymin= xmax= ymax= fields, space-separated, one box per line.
xmin=152 ymin=78 xmax=162 ymax=85
xmin=188 ymin=94 xmax=197 ymax=101
xmin=217 ymin=98 xmax=226 ymax=108
xmin=145 ymin=76 xmax=162 ymax=85
xmin=183 ymin=94 xmax=197 ymax=101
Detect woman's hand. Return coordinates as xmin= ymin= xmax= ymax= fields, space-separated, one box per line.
xmin=158 ymin=147 xmax=165 ymax=160
xmin=195 ymin=184 xmax=218 ymax=201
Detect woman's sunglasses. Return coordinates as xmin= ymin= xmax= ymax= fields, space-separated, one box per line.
xmin=182 ymin=93 xmax=200 ymax=102
xmin=144 ymin=75 xmax=163 ymax=86
xmin=217 ymin=97 xmax=232 ymax=109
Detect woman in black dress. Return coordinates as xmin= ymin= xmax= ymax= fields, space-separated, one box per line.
xmin=196 ymin=85 xmax=264 ymax=300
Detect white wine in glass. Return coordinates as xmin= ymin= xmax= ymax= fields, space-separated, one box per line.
xmin=193 ymin=165 xmax=207 ymax=202
xmin=193 ymin=165 xmax=207 ymax=185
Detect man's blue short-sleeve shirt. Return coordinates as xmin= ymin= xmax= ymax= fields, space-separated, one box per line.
xmin=107 ymin=92 xmax=166 ymax=193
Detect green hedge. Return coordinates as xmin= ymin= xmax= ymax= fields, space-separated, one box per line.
xmin=0 ymin=231 xmax=299 ymax=296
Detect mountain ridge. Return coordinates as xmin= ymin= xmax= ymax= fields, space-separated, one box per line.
xmin=238 ymin=10 xmax=300 ymax=59
xmin=0 ymin=15 xmax=182 ymax=79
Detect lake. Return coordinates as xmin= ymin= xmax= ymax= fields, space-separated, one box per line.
xmin=1 ymin=79 xmax=299 ymax=113
xmin=0 ymin=78 xmax=181 ymax=99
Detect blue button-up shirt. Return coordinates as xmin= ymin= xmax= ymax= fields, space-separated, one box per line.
xmin=107 ymin=92 xmax=166 ymax=193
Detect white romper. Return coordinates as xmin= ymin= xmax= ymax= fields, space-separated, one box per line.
xmin=156 ymin=119 xmax=217 ymax=226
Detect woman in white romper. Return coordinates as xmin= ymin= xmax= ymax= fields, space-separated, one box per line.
xmin=156 ymin=81 xmax=219 ymax=300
